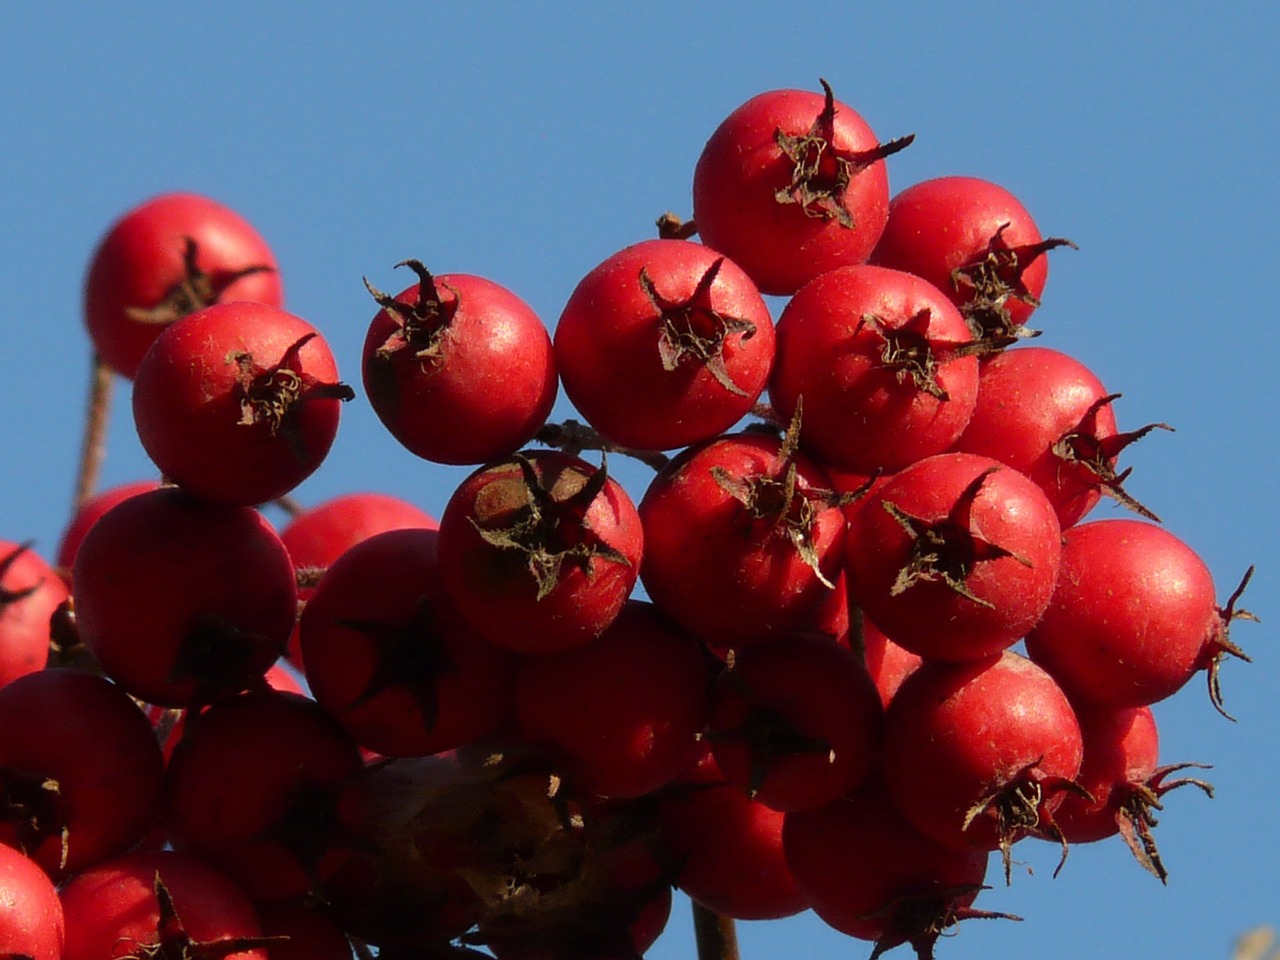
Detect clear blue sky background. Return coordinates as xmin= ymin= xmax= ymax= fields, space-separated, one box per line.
xmin=1 ymin=4 xmax=1276 ymax=958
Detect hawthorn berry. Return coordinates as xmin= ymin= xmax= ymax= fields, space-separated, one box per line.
xmin=132 ymin=301 xmax=354 ymax=506
xmin=83 ymin=191 xmax=283 ymax=379
xmin=554 ymin=238 xmax=774 ymax=451
xmin=362 ymin=260 xmax=558 ymax=465
xmin=693 ymin=79 xmax=912 ymax=295
xmin=71 ymin=486 xmax=298 ymax=706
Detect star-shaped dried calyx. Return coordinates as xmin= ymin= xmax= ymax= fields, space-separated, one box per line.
xmin=336 ymin=595 xmax=457 ymax=731
xmin=249 ymin=778 xmax=364 ymax=899
xmin=1111 ymin=761 xmax=1214 ymax=884
xmin=705 ymin=693 xmax=835 ymax=800
xmin=1201 ymin=565 xmax=1259 ymax=721
xmin=858 ymin=308 xmax=999 ymax=401
xmin=364 ymin=259 xmax=460 ymax=363
xmin=711 ymin=401 xmax=875 ymax=589
xmin=168 ymin=612 xmax=283 ymax=705
xmin=863 ymin=883 xmax=1021 ymax=960
xmin=116 ymin=872 xmax=286 ymax=960
xmin=0 ymin=767 xmax=69 ymax=870
xmin=472 ymin=454 xmax=632 ymax=601
xmin=229 ymin=332 xmax=355 ymax=460
xmin=773 ymin=78 xmax=914 ymax=228
xmin=1050 ymin=392 xmax=1173 ymax=522
xmin=639 ymin=257 xmax=757 ymax=396
xmin=0 ymin=541 xmax=42 ymax=610
xmin=125 ymin=236 xmax=275 ymax=327
xmin=949 ymin=222 xmax=1077 ymax=344
xmin=961 ymin=758 xmax=1094 ymax=885
xmin=883 ymin=467 xmax=1030 ymax=606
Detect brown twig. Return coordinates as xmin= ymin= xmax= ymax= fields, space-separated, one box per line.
xmin=74 ymin=353 xmax=115 ymax=511
xmin=692 ymin=902 xmax=739 ymax=960
xmin=1233 ymin=927 xmax=1280 ymax=960
xmin=532 ymin=419 xmax=670 ymax=471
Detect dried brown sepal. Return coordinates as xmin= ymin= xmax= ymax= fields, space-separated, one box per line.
xmin=365 ymin=259 xmax=461 ymax=363
xmin=640 ymin=258 xmax=757 ymax=396
xmin=116 ymin=871 xmax=289 ymax=959
xmin=0 ymin=541 xmax=41 ymax=608
xmin=1203 ymin=566 xmax=1259 ymax=721
xmin=862 ymin=883 xmax=1022 ymax=960
xmin=168 ymin=612 xmax=285 ymax=705
xmin=773 ymin=78 xmax=914 ymax=228
xmin=857 ymin=309 xmax=1003 ymax=402
xmin=0 ymin=769 xmax=68 ymax=871
xmin=1050 ymin=392 xmax=1173 ymax=522
xmin=961 ymin=759 xmax=1094 ymax=884
xmin=472 ymin=454 xmax=631 ymax=601
xmin=229 ymin=332 xmax=355 ymax=464
xmin=335 ymin=595 xmax=455 ymax=729
xmin=703 ymin=655 xmax=834 ymax=797
xmin=533 ymin=419 xmax=670 ymax=471
xmin=950 ymin=222 xmax=1077 ymax=343
xmin=1113 ymin=761 xmax=1214 ymax=883
xmin=124 ymin=236 xmax=275 ymax=326
xmin=709 ymin=400 xmax=842 ymax=589
xmin=656 ymin=211 xmax=698 ymax=240
xmin=883 ymin=467 xmax=1031 ymax=608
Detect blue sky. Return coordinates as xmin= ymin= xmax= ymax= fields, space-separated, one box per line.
xmin=1 ymin=4 xmax=1276 ymax=958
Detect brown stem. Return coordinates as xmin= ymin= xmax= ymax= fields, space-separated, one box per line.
xmin=74 ymin=353 xmax=114 ymax=511
xmin=692 ymin=901 xmax=739 ymax=960
xmin=270 ymin=493 xmax=305 ymax=518
xmin=532 ymin=419 xmax=670 ymax=471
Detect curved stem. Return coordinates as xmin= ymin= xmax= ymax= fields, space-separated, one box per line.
xmin=692 ymin=901 xmax=739 ymax=960
xmin=73 ymin=353 xmax=115 ymax=511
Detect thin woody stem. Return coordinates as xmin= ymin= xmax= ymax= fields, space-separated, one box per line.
xmin=74 ymin=353 xmax=115 ymax=511
xmin=692 ymin=902 xmax=739 ymax=960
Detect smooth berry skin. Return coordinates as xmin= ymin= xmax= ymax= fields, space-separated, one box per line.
xmin=554 ymin=239 xmax=774 ymax=451
xmin=0 ymin=842 xmax=63 ymax=960
xmin=72 ymin=487 xmax=297 ymax=706
xmin=871 ymin=175 xmax=1055 ymax=331
xmin=708 ymin=633 xmax=883 ymax=812
xmin=362 ymin=269 xmax=558 ymax=465
xmin=1054 ymin=705 xmax=1162 ymax=844
xmin=693 ymin=85 xmax=897 ymax=296
xmin=83 ymin=192 xmax=283 ymax=379
xmin=133 ymin=301 xmax=349 ymax=506
xmin=846 ymin=453 xmax=1062 ymax=663
xmin=0 ymin=670 xmax=165 ymax=880
xmin=881 ymin=651 xmax=1083 ymax=854
xmin=280 ymin=491 xmax=438 ymax=664
xmin=514 ymin=601 xmax=709 ymax=799
xmin=657 ymin=749 xmax=810 ymax=920
xmin=165 ymin=691 xmax=364 ymax=902
xmin=952 ymin=346 xmax=1126 ymax=527
xmin=299 ymin=528 xmax=516 ymax=758
xmin=638 ymin=432 xmax=846 ymax=652
xmin=280 ymin=492 xmax=438 ymax=590
xmin=55 ymin=480 xmax=161 ymax=584
xmin=770 ymin=264 xmax=979 ymax=473
xmin=1026 ymin=519 xmax=1227 ymax=709
xmin=0 ymin=541 xmax=66 ymax=687
xmin=439 ymin=451 xmax=643 ymax=655
xmin=59 ymin=850 xmax=270 ymax=960
xmin=784 ymin=780 xmax=990 ymax=949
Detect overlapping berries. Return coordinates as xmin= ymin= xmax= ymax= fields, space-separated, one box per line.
xmin=0 ymin=79 xmax=1257 ymax=960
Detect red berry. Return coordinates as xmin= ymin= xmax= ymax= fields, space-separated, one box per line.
xmin=362 ymin=260 xmax=558 ymax=465
xmin=83 ymin=192 xmax=283 ymax=379
xmin=132 ymin=302 xmax=353 ymax=506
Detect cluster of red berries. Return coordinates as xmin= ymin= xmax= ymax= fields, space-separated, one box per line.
xmin=0 ymin=80 xmax=1257 ymax=960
